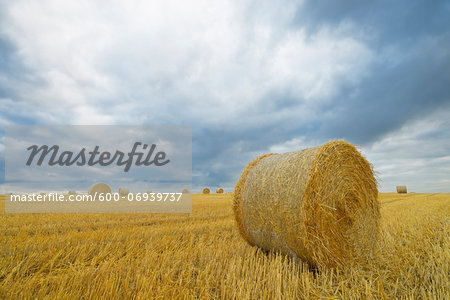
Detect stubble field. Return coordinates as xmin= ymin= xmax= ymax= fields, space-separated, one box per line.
xmin=0 ymin=192 xmax=449 ymax=299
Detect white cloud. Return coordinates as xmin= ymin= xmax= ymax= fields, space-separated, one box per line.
xmin=362 ymin=109 xmax=450 ymax=193
xmin=0 ymin=0 xmax=373 ymax=127
xmin=264 ymin=108 xmax=450 ymax=193
xmin=268 ymin=136 xmax=319 ymax=153
xmin=3 ymin=0 xmax=447 ymax=193
xmin=269 ymin=24 xmax=374 ymax=102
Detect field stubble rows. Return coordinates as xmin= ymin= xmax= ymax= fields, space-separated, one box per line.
xmin=0 ymin=193 xmax=449 ymax=299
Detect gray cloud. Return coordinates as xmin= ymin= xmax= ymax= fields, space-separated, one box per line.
xmin=295 ymin=0 xmax=449 ymax=41
xmin=1 ymin=0 xmax=449 ymax=193
xmin=317 ymin=35 xmax=450 ymax=144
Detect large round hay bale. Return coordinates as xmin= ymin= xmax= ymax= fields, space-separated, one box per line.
xmin=216 ymin=188 xmax=224 ymax=193
xmin=396 ymin=186 xmax=407 ymax=193
xmin=182 ymin=189 xmax=190 ymax=194
xmin=88 ymin=183 xmax=111 ymax=199
xmin=233 ymin=140 xmax=380 ymax=268
xmin=202 ymin=188 xmax=210 ymax=194
xmin=119 ymin=188 xmax=130 ymax=197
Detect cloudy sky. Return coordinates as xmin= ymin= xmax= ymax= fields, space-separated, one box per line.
xmin=1 ymin=0 xmax=449 ymax=193
xmin=4 ymin=125 xmax=192 ymax=193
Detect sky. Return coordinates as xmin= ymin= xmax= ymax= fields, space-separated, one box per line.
xmin=4 ymin=125 xmax=192 ymax=193
xmin=0 ymin=0 xmax=449 ymax=193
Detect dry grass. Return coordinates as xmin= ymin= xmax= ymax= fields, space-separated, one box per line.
xmin=0 ymin=193 xmax=449 ymax=299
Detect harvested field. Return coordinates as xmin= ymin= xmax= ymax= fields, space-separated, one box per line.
xmin=0 ymin=193 xmax=449 ymax=299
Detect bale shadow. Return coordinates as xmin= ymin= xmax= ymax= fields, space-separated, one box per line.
xmin=253 ymin=247 xmax=320 ymax=275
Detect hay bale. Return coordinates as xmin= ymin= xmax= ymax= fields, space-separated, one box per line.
xmin=233 ymin=140 xmax=380 ymax=268
xmin=202 ymin=188 xmax=210 ymax=194
xmin=68 ymin=190 xmax=76 ymax=195
xmin=396 ymin=186 xmax=407 ymax=193
xmin=88 ymin=183 xmax=111 ymax=199
xmin=182 ymin=189 xmax=190 ymax=194
xmin=147 ymin=190 xmax=153 ymax=194
xmin=216 ymin=188 xmax=224 ymax=193
xmin=119 ymin=188 xmax=130 ymax=197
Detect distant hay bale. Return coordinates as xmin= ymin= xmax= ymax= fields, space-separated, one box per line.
xmin=68 ymin=190 xmax=76 ymax=195
xmin=119 ymin=188 xmax=130 ymax=197
xmin=233 ymin=140 xmax=380 ymax=268
xmin=182 ymin=189 xmax=190 ymax=194
xmin=147 ymin=190 xmax=152 ymax=194
xmin=88 ymin=183 xmax=111 ymax=200
xmin=396 ymin=186 xmax=407 ymax=193
xmin=216 ymin=188 xmax=224 ymax=193
xmin=202 ymin=188 xmax=210 ymax=194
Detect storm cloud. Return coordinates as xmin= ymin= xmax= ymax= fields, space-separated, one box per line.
xmin=1 ymin=0 xmax=449 ymax=192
